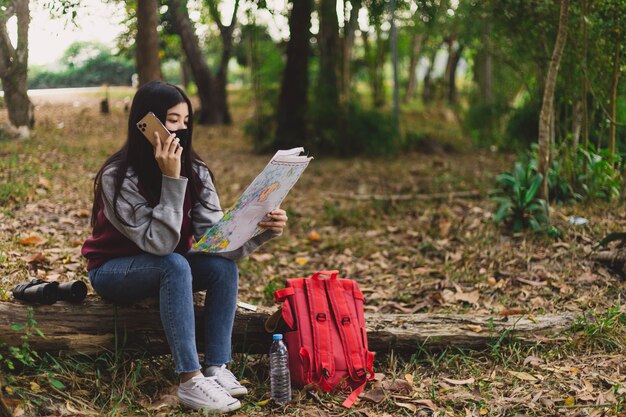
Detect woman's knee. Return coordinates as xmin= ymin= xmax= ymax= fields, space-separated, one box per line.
xmin=160 ymin=253 xmax=192 ymax=281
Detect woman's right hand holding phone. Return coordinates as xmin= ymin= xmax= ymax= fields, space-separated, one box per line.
xmin=154 ymin=132 xmax=183 ymax=178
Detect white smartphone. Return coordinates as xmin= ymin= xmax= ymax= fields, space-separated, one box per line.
xmin=136 ymin=112 xmax=170 ymax=146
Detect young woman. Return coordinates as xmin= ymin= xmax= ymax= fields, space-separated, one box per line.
xmin=82 ymin=80 xmax=287 ymax=413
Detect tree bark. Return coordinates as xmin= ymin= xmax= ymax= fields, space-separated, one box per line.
xmin=422 ymin=47 xmax=438 ymax=104
xmin=581 ymin=0 xmax=589 ymax=174
xmin=316 ymin=0 xmax=343 ymax=149
xmin=135 ymin=0 xmax=162 ymax=86
xmin=340 ymin=0 xmax=360 ymax=105
xmin=0 ymin=298 xmax=577 ymax=355
xmin=362 ymin=27 xmax=387 ymax=108
xmin=390 ymin=0 xmax=399 ymax=125
xmin=537 ymin=0 xmax=570 ymax=200
xmin=447 ymin=44 xmax=464 ymax=105
xmin=275 ymin=0 xmax=312 ymax=150
xmin=0 ymin=0 xmax=34 ymax=133
xmin=404 ymin=33 xmax=423 ymax=104
xmin=0 ymin=393 xmax=10 ymax=417
xmin=571 ymin=100 xmax=582 ymax=165
xmin=207 ymin=0 xmax=239 ymax=125
xmin=481 ymin=28 xmax=493 ymax=105
xmin=167 ymin=0 xmax=221 ymax=125
xmin=608 ymin=37 xmax=621 ymax=160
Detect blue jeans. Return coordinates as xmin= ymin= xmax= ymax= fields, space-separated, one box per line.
xmin=89 ymin=253 xmax=238 ymax=374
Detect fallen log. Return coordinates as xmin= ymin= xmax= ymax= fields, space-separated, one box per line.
xmin=0 ymin=296 xmax=577 ymax=356
xmin=591 ymin=250 xmax=626 ymax=265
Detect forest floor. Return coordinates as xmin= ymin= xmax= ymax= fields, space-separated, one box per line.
xmin=0 ymin=88 xmax=625 ymax=416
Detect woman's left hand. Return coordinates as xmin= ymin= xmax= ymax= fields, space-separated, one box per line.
xmin=259 ymin=208 xmax=288 ymax=234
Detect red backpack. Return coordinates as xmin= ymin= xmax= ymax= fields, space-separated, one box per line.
xmin=273 ymin=270 xmax=375 ymax=407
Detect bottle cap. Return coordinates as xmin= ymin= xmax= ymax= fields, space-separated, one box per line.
xmin=272 ymin=334 xmax=283 ymax=340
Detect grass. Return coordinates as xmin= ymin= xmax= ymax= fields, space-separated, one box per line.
xmin=0 ymin=90 xmax=625 ymax=416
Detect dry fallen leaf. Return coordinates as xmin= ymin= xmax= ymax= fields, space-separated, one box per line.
xmin=395 ymin=402 xmax=417 ymax=412
xmin=454 ymin=290 xmax=480 ymax=304
xmin=499 ymin=308 xmax=526 ymax=316
xmin=307 ymin=231 xmax=321 ymax=241
xmin=508 ymin=370 xmax=538 ymax=382
xmin=295 ymin=257 xmax=309 ymax=265
xmin=466 ymin=324 xmax=483 ymax=333
xmin=361 ymin=388 xmax=386 ymax=403
xmin=414 ymin=399 xmax=438 ymax=411
xmin=250 ymin=253 xmax=274 ymax=262
xmin=18 ymin=235 xmax=47 ymax=246
xmin=382 ymin=378 xmax=413 ymax=394
xmin=441 ymin=377 xmax=475 ymax=385
xmin=24 ymin=252 xmax=47 ymax=264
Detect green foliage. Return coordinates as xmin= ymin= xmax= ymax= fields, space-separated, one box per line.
xmin=578 ymin=145 xmax=622 ymax=201
xmin=492 ymin=161 xmax=550 ymax=233
xmin=465 ymin=100 xmax=510 ymax=147
xmin=306 ymin=103 xmax=400 ymax=157
xmin=504 ymin=97 xmax=541 ymax=148
xmin=0 ymin=151 xmax=38 ymax=207
xmin=0 ymin=308 xmax=42 ymax=372
xmin=571 ymin=303 xmax=626 ymax=351
xmin=28 ymin=42 xmax=134 ymax=89
xmin=547 ymin=159 xmax=580 ymax=205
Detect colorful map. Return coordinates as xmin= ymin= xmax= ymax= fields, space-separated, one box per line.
xmin=192 ymin=148 xmax=312 ymax=253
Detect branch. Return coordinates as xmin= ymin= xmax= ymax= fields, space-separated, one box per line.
xmin=591 ymin=250 xmax=626 ymax=264
xmin=326 ymin=190 xmax=481 ymax=202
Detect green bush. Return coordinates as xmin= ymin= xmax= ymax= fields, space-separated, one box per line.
xmin=505 ymin=99 xmax=540 ymax=147
xmin=28 ymin=52 xmax=134 ymax=89
xmin=492 ymin=160 xmax=550 ymax=233
xmin=578 ymin=144 xmax=622 ymax=201
xmin=465 ymin=100 xmax=509 ymax=147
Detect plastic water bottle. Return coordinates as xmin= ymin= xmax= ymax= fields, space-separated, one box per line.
xmin=269 ymin=334 xmax=291 ymax=404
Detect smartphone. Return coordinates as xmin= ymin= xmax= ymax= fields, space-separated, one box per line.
xmin=136 ymin=112 xmax=170 ymax=146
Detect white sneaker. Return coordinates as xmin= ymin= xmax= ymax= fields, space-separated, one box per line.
xmin=204 ymin=364 xmax=249 ymax=397
xmin=177 ymin=374 xmax=241 ymax=413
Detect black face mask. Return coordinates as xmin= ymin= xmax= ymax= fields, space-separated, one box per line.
xmin=172 ymin=129 xmax=190 ymax=148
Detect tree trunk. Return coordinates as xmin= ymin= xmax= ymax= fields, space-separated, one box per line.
xmin=0 ymin=298 xmax=578 ymax=355
xmin=207 ymin=0 xmax=240 ymax=126
xmin=135 ymin=0 xmax=162 ymax=86
xmin=180 ymin=56 xmax=191 ymax=89
xmin=422 ymin=47 xmax=438 ymax=104
xmin=390 ymin=0 xmax=399 ymax=125
xmin=581 ymin=0 xmax=589 ymax=174
xmin=340 ymin=0 xmax=360 ymax=105
xmin=537 ymin=0 xmax=569 ymax=200
xmin=608 ymin=37 xmax=621 ymax=160
xmin=571 ymin=100 xmax=582 ymax=161
xmin=447 ymin=44 xmax=464 ymax=105
xmin=404 ymin=33 xmax=423 ymax=104
xmin=167 ymin=0 xmax=221 ymax=125
xmin=0 ymin=0 xmax=34 ymax=133
xmin=316 ymin=0 xmax=343 ymax=150
xmin=275 ymin=0 xmax=312 ymax=150
xmin=481 ymin=29 xmax=493 ymax=105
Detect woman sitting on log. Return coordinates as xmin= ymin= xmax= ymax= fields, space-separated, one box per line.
xmin=81 ymin=80 xmax=288 ymax=413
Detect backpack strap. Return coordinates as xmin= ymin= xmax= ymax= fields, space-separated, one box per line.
xmin=326 ymin=277 xmax=368 ymax=383
xmin=327 ymin=277 xmax=376 ymax=408
xmin=305 ymin=272 xmax=336 ymax=389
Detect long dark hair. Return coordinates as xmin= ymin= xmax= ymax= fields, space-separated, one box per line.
xmin=90 ymin=80 xmax=217 ymax=227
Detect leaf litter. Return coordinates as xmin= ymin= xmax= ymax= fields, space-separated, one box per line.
xmin=0 ymin=94 xmax=624 ymax=416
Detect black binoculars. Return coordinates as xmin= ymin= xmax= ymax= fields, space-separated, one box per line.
xmin=12 ymin=279 xmax=88 ymax=305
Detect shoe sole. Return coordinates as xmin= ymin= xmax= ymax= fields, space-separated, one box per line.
xmin=178 ymin=396 xmax=241 ymax=413
xmin=228 ymin=387 xmax=248 ymax=397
